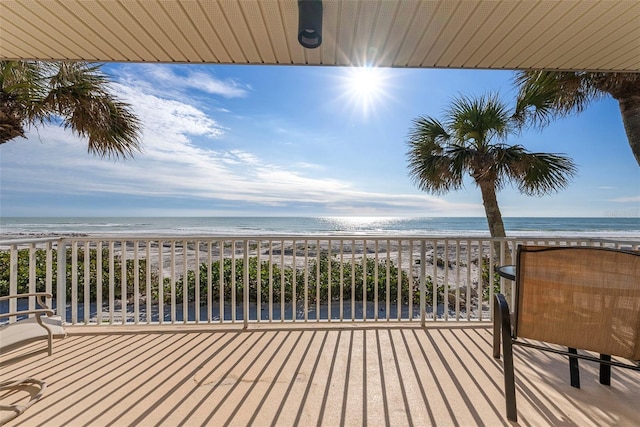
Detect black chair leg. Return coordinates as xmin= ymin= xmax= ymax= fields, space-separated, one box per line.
xmin=599 ymin=354 xmax=611 ymax=385
xmin=569 ymin=347 xmax=580 ymax=388
xmin=493 ymin=295 xmax=501 ymax=359
xmin=495 ymin=294 xmax=517 ymax=422
xmin=502 ymin=325 xmax=517 ymax=422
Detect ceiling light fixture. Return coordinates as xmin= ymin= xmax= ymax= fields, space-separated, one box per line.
xmin=298 ymin=0 xmax=323 ymax=49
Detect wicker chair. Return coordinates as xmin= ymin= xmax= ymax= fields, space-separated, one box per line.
xmin=493 ymin=245 xmax=640 ymax=422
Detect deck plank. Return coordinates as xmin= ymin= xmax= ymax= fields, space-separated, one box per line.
xmin=2 ymin=324 xmax=639 ymax=426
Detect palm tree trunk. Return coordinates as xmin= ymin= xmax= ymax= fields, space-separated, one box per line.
xmin=478 ymin=181 xmax=513 ymax=265
xmin=0 ymin=92 xmax=27 ymax=143
xmin=615 ymin=94 xmax=640 ymax=166
xmin=478 ymin=181 xmax=506 ymax=239
xmin=478 ymin=181 xmax=514 ymax=304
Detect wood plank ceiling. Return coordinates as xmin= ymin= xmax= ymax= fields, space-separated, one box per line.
xmin=1 ymin=0 xmax=639 ymax=72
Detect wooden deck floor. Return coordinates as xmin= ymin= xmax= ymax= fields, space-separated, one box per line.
xmin=1 ymin=323 xmax=639 ymax=426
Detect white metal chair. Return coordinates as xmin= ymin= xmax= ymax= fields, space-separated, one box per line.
xmin=1 ymin=292 xmax=66 ymax=423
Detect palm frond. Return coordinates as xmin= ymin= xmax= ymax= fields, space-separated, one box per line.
xmin=406 ymin=116 xmax=466 ymax=194
xmin=407 ymin=116 xmax=450 ymax=145
xmin=68 ymin=98 xmax=142 ymax=159
xmin=513 ymin=71 xmax=605 ymax=128
xmin=486 ymin=144 xmax=528 ymax=191
xmin=446 ymin=93 xmax=512 ymax=148
xmin=505 ymin=151 xmax=577 ymax=196
xmin=1 ymin=61 xmax=141 ymax=157
xmin=0 ymin=61 xmax=52 ymax=126
xmin=48 ymin=62 xmax=141 ymax=158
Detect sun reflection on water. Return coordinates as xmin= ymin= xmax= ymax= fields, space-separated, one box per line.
xmin=320 ymin=216 xmax=410 ymax=232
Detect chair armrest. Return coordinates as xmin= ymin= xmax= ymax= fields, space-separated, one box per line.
xmin=0 ymin=292 xmax=53 ymax=310
xmin=493 ymin=293 xmax=513 ymax=358
xmin=0 ymin=308 xmax=55 ymax=320
xmin=0 ymin=292 xmax=53 ymax=302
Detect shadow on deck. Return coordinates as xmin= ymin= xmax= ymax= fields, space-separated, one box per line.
xmin=1 ymin=323 xmax=639 ymax=426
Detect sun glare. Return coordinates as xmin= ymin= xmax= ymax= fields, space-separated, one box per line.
xmin=339 ymin=66 xmax=390 ymax=117
xmin=350 ymin=67 xmax=382 ymax=96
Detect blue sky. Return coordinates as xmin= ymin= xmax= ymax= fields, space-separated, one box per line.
xmin=1 ymin=64 xmax=638 ymax=218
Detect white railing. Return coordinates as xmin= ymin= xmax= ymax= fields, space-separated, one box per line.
xmin=1 ymin=236 xmax=638 ymax=327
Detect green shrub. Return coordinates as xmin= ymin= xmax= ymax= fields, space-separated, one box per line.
xmin=481 ymin=256 xmax=502 ymax=300
xmin=0 ymin=247 xmax=157 ymax=301
xmin=2 ymin=248 xmax=442 ymax=307
xmin=173 ymin=251 xmax=440 ymax=306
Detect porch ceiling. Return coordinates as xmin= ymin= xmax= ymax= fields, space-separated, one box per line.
xmin=1 ymin=0 xmax=639 ymax=72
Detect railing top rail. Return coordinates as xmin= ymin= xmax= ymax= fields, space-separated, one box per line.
xmin=1 ymin=235 xmax=637 ymax=246
xmin=55 ymin=235 xmax=639 ymax=244
xmin=0 ymin=237 xmax=63 ymax=246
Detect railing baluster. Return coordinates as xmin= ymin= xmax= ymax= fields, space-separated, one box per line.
xmin=351 ymin=239 xmax=355 ymax=321
xmin=108 ymin=241 xmax=115 ymax=325
xmin=465 ymin=240 xmax=471 ymax=321
xmin=9 ymin=245 xmax=18 ymax=322
xmin=121 ymin=240 xmax=127 ymax=325
xmin=232 ymin=240 xmax=236 ymax=323
xmin=84 ymin=241 xmax=90 ymax=324
xmin=385 ymin=240 xmax=391 ymax=321
xmin=207 ymin=241 xmax=212 ymax=323
xmin=71 ymin=241 xmax=78 ymax=324
xmin=292 ymin=239 xmax=297 ymax=322
xmin=146 ymin=241 xmax=151 ymax=324
xmin=46 ymin=241 xmax=53 ymax=308
xmin=182 ymin=240 xmax=188 ymax=324
xmin=315 ymin=239 xmax=320 ymax=322
xmin=195 ymin=241 xmax=200 ymax=323
xmin=256 ymin=240 xmax=261 ymax=322
xmin=396 ymin=240 xmax=401 ymax=321
xmin=244 ymin=240 xmax=249 ymax=329
xmin=134 ymin=240 xmax=139 ymax=324
xmin=28 ymin=244 xmax=36 ymax=311
xmin=408 ymin=240 xmax=416 ymax=320
xmin=420 ymin=240 xmax=426 ymax=327
xmin=268 ymin=239 xmax=273 ymax=322
xmin=326 ymin=239 xmax=331 ymax=322
xmin=304 ymin=239 xmax=309 ymax=322
xmin=57 ymin=240 xmax=66 ymax=320
xmin=27 ymin=244 xmax=36 ymax=314
xmin=170 ymin=241 xmax=176 ymax=324
xmin=362 ymin=239 xmax=367 ymax=321
xmin=339 ymin=240 xmax=344 ymax=322
xmin=374 ymin=240 xmax=379 ymax=321
xmin=219 ymin=240 xmax=224 ymax=323
xmin=455 ymin=240 xmax=460 ymax=321
xmin=280 ymin=239 xmax=285 ymax=323
xmin=158 ymin=241 xmax=164 ymax=324
xmin=96 ymin=241 xmax=102 ymax=324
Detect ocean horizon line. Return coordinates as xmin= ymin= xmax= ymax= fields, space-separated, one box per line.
xmin=1 ymin=216 xmax=638 ymax=240
xmin=2 ymin=215 xmax=638 ymax=219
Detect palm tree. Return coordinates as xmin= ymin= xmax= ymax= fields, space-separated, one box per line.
xmin=406 ymin=94 xmax=577 ymax=242
xmin=0 ymin=61 xmax=141 ymax=158
xmin=513 ymin=71 xmax=640 ymax=166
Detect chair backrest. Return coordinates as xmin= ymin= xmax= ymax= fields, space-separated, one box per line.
xmin=514 ymin=245 xmax=640 ymax=360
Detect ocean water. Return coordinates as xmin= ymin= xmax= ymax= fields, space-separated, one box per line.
xmin=1 ymin=216 xmax=639 ymax=239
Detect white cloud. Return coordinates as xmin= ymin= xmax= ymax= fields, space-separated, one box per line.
xmin=609 ymin=195 xmax=640 ymax=203
xmin=0 ymin=72 xmax=480 ymax=217
xmin=115 ymin=83 xmax=226 ymax=140
xmin=118 ymin=64 xmax=250 ymax=99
